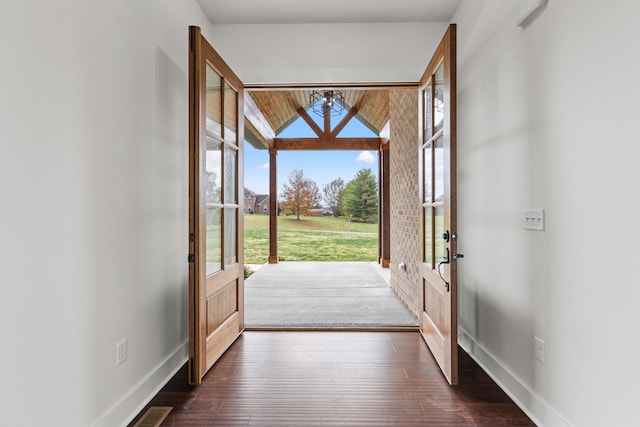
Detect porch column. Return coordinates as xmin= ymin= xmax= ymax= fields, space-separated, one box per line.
xmin=379 ymin=144 xmax=390 ymax=268
xmin=268 ymin=148 xmax=278 ymax=263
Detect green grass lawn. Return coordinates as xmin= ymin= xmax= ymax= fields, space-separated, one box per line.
xmin=244 ymin=214 xmax=378 ymax=263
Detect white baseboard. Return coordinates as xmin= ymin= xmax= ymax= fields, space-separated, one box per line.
xmin=91 ymin=342 xmax=189 ymax=427
xmin=458 ymin=328 xmax=572 ymax=427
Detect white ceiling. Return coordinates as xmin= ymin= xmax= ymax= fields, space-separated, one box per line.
xmin=198 ymin=0 xmax=462 ymax=25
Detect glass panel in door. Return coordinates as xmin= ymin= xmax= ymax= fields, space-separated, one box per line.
xmin=434 ymin=63 xmax=444 ymax=134
xmin=224 ymin=147 xmax=237 ymax=204
xmin=423 ymin=144 xmax=433 ymax=203
xmin=206 ymin=66 xmax=223 ymax=137
xmin=224 ymin=83 xmax=237 ymax=144
xmin=224 ymin=208 xmax=237 ymax=266
xmin=434 ymin=205 xmax=445 ymax=264
xmin=424 ymin=81 xmax=433 ymax=141
xmin=424 ymin=207 xmax=433 ymax=268
xmin=434 ymin=136 xmax=445 ymax=203
xmin=206 ymin=208 xmax=222 ymax=275
xmin=205 ymin=137 xmax=222 ymax=275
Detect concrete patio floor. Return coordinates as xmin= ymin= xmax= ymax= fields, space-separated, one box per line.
xmin=244 ymin=262 xmax=419 ymax=329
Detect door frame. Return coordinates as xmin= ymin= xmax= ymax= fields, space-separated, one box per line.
xmin=186 ymin=24 xmax=457 ymax=385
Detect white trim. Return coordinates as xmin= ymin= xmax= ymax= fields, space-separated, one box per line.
xmin=459 ymin=328 xmax=572 ymax=427
xmin=91 ymin=342 xmax=189 ymax=427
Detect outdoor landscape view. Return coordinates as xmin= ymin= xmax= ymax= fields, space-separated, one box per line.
xmin=243 ymin=102 xmax=380 ymax=264
xmin=244 ymin=165 xmax=379 ymax=264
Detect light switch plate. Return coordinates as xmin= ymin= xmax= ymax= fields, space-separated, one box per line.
xmin=523 ymin=209 xmax=545 ymax=231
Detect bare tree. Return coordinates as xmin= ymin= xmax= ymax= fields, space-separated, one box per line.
xmin=323 ymin=178 xmax=346 ymax=217
xmin=280 ymin=169 xmax=319 ymax=220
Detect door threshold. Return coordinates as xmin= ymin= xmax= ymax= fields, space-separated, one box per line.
xmin=244 ymin=325 xmax=420 ymax=332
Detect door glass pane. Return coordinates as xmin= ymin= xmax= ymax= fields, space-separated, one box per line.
xmin=424 ymin=82 xmax=433 ymax=141
xmin=205 ymin=137 xmax=221 ymax=204
xmin=423 ymin=144 xmax=432 ymax=203
xmin=224 ymin=208 xmax=237 ymax=266
xmin=434 ymin=136 xmax=445 ymax=202
xmin=434 ymin=63 xmax=444 ymax=134
xmin=206 ymin=208 xmax=222 ymax=275
xmin=224 ymin=146 xmax=237 ymax=204
xmin=435 ymin=206 xmax=445 ymax=264
xmin=224 ymin=82 xmax=237 ymax=144
xmin=424 ymin=207 xmax=433 ymax=268
xmin=206 ymin=65 xmax=222 ymax=137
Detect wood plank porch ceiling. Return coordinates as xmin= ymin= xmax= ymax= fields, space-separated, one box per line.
xmin=245 ymin=89 xmax=389 ymax=149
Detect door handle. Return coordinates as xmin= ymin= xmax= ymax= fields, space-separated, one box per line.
xmin=442 ymin=248 xmax=450 ymax=264
xmin=437 ymin=249 xmax=450 ymax=291
xmin=439 ymin=249 xmax=464 ymax=263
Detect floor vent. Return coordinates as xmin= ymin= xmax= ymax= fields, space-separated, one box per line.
xmin=132 ymin=406 xmax=172 ymax=427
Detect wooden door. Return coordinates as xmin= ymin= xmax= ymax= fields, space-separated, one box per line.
xmin=418 ymin=24 xmax=458 ymax=385
xmin=188 ymin=26 xmax=244 ymax=385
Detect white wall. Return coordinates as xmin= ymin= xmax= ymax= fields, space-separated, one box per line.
xmin=453 ymin=1 xmax=640 ymax=426
xmin=0 ymin=1 xmax=214 ymax=425
xmin=208 ymin=23 xmax=449 ymax=84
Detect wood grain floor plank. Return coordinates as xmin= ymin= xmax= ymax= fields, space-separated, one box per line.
xmin=129 ymin=332 xmax=534 ymax=426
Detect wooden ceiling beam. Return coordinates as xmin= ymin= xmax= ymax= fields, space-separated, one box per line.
xmin=330 ymin=105 xmax=359 ymax=138
xmin=274 ymin=137 xmax=382 ymax=151
xmin=244 ymin=92 xmax=275 ymax=148
xmin=244 ymin=118 xmax=269 ymax=149
xmin=323 ymin=108 xmax=331 ymax=135
xmin=296 ymin=106 xmax=324 ymax=138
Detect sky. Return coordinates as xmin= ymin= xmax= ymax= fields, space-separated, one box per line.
xmin=243 ymin=102 xmax=379 ymax=198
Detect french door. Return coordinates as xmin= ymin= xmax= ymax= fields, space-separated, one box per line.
xmin=419 ymin=24 xmax=458 ymax=385
xmin=188 ymin=26 xmax=245 ymax=385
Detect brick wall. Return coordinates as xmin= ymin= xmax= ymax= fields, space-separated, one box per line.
xmin=389 ymin=89 xmax=421 ymax=318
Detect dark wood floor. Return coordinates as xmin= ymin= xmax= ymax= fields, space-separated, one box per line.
xmin=130 ymin=332 xmax=535 ymax=426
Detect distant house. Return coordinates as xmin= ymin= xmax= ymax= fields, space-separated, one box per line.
xmin=244 ymin=188 xmax=269 ymax=214
xmin=309 ymin=208 xmax=333 ymax=217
